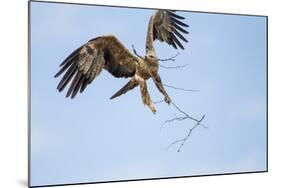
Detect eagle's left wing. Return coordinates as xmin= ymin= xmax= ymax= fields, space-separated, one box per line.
xmin=146 ymin=10 xmax=188 ymax=52
xmin=54 ymin=35 xmax=139 ymax=99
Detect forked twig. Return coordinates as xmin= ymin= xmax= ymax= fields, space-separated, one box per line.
xmin=161 ymin=101 xmax=207 ymax=152
xmin=166 ymin=114 xmax=205 ymax=152
xmin=160 ymin=64 xmax=188 ymax=70
xmin=157 ymin=52 xmax=180 ymax=62
xmin=153 ymin=99 xmax=165 ymax=104
xmin=132 ymin=45 xmax=143 ymax=59
xmin=164 ymin=84 xmax=199 ymax=92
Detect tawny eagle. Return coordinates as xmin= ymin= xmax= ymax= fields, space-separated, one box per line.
xmin=54 ymin=10 xmax=188 ymax=113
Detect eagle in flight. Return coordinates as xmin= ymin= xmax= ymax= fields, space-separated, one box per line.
xmin=54 ymin=10 xmax=188 ymax=114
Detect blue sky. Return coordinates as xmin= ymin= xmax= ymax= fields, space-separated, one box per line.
xmin=30 ymin=1 xmax=267 ymax=186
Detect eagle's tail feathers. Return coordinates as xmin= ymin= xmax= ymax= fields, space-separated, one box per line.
xmin=110 ymin=79 xmax=138 ymax=100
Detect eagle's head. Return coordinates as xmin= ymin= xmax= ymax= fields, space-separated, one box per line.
xmin=144 ymin=51 xmax=158 ymax=65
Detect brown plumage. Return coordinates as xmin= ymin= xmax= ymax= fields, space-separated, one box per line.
xmin=54 ymin=10 xmax=188 ymax=113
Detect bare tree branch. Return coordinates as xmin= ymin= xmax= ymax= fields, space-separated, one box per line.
xmin=166 ymin=115 xmax=205 ymax=152
xmin=153 ymin=99 xmax=165 ymax=104
xmin=161 ymin=101 xmax=206 ymax=129
xmin=164 ymin=84 xmax=200 ymax=92
xmin=171 ymin=101 xmax=203 ymax=124
xmin=132 ymin=45 xmax=143 ymax=59
xmin=160 ymin=100 xmax=207 ymax=152
xmin=160 ymin=64 xmax=188 ymax=70
xmin=152 ymin=82 xmax=199 ymax=104
xmin=157 ymin=52 xmax=180 ymax=62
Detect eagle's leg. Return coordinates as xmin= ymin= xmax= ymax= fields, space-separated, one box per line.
xmin=152 ymin=74 xmax=171 ymax=104
xmin=136 ymin=76 xmax=156 ymax=114
xmin=141 ymin=82 xmax=156 ymax=114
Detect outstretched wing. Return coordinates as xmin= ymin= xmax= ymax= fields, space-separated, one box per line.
xmin=146 ymin=10 xmax=188 ymax=51
xmin=54 ymin=35 xmax=139 ymax=99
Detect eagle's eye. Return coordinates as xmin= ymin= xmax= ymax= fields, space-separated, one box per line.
xmin=146 ymin=54 xmax=155 ymax=59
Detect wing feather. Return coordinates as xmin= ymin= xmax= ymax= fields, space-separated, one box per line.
xmin=171 ymin=33 xmax=184 ymax=49
xmin=59 ymin=46 xmax=83 ymax=67
xmin=66 ymin=71 xmax=82 ymax=98
xmin=72 ymin=76 xmax=85 ymax=98
xmin=57 ymin=63 xmax=77 ymax=92
xmin=167 ymin=11 xmax=185 ymax=20
xmin=80 ymin=78 xmax=90 ymax=93
xmin=172 ymin=23 xmax=189 ymax=34
xmin=173 ymin=29 xmax=188 ymax=42
xmin=170 ymin=16 xmax=189 ymax=27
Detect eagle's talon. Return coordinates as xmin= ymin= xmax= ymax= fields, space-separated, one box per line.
xmin=165 ymin=96 xmax=171 ymax=105
xmin=149 ymin=105 xmax=157 ymax=114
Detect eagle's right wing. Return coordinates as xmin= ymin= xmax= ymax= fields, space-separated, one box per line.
xmin=146 ymin=10 xmax=189 ymax=52
xmin=54 ymin=35 xmax=139 ymax=99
